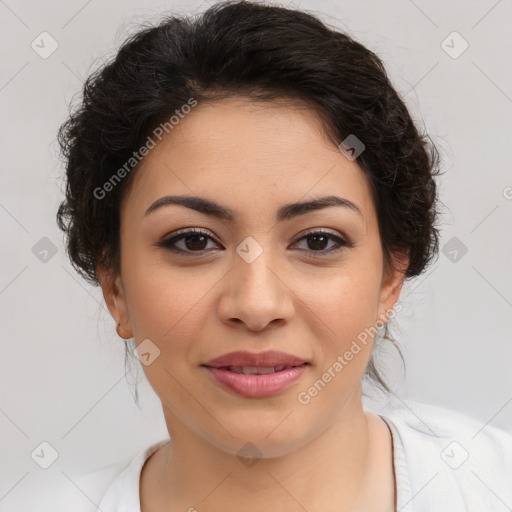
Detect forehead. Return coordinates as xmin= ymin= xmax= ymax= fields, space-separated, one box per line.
xmin=122 ymin=97 xmax=376 ymax=224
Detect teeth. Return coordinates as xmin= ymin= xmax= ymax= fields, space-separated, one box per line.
xmin=241 ymin=366 xmax=260 ymax=375
xmin=227 ymin=366 xmax=288 ymax=375
xmin=257 ymin=366 xmax=276 ymax=374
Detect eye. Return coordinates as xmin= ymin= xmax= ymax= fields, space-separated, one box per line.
xmin=156 ymin=228 xmax=221 ymax=256
xmin=292 ymin=229 xmax=349 ymax=256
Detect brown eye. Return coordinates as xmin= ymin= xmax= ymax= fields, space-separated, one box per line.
xmin=182 ymin=233 xmax=208 ymax=251
xmin=305 ymin=233 xmax=330 ymax=251
xmin=292 ymin=230 xmax=349 ymax=256
xmin=157 ymin=229 xmax=221 ymax=255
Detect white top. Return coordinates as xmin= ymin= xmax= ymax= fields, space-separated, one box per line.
xmin=68 ymin=400 xmax=512 ymax=512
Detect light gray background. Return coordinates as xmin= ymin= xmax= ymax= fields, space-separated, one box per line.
xmin=1 ymin=0 xmax=511 ymax=510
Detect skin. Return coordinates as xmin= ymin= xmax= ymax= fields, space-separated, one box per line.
xmin=98 ymin=97 xmax=408 ymax=511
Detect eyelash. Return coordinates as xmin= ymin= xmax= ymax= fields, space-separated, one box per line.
xmin=156 ymin=228 xmax=350 ymax=258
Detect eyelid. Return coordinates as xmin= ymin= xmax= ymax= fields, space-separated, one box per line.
xmin=292 ymin=227 xmax=347 ymax=243
xmin=158 ymin=227 xmax=219 ymax=246
xmin=167 ymin=227 xmax=216 ymax=240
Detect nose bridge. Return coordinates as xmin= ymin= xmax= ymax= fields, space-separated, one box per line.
xmin=218 ymin=234 xmax=293 ymax=330
xmin=234 ymin=234 xmax=282 ymax=298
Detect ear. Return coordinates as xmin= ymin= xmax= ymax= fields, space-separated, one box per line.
xmin=376 ymin=251 xmax=409 ymax=328
xmin=96 ymin=263 xmax=134 ymax=339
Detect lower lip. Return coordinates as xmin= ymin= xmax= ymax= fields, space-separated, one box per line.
xmin=203 ymin=365 xmax=308 ymax=398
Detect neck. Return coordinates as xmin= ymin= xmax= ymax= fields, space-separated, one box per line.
xmin=141 ymin=390 xmax=391 ymax=512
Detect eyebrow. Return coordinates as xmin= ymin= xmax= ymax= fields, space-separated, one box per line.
xmin=144 ymin=195 xmax=362 ymax=222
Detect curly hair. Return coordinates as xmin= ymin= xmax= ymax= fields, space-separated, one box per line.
xmin=56 ymin=0 xmax=442 ymax=394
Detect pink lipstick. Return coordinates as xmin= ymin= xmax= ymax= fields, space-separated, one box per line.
xmin=202 ymin=350 xmax=309 ymax=398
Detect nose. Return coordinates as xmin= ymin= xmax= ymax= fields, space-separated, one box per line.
xmin=217 ymin=248 xmax=295 ymax=332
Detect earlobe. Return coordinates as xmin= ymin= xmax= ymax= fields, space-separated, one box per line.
xmin=115 ymin=319 xmax=132 ymax=340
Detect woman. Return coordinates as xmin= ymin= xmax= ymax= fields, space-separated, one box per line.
xmin=56 ymin=1 xmax=511 ymax=510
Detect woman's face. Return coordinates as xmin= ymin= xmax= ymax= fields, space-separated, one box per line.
xmin=99 ymin=97 xmax=406 ymax=458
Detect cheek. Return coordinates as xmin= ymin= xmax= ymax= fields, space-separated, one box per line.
xmin=303 ymin=264 xmax=381 ymax=335
xmin=295 ymin=274 xmax=380 ymax=411
xmin=124 ymin=264 xmax=215 ymax=399
xmin=122 ymin=243 xmax=216 ymax=340
xmin=297 ymin=263 xmax=382 ymax=388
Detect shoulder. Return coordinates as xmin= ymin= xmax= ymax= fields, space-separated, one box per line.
xmin=38 ymin=439 xmax=169 ymax=512
xmin=96 ymin=439 xmax=169 ymax=511
xmin=379 ymin=398 xmax=512 ymax=450
xmin=5 ymin=459 xmax=133 ymax=512
xmin=375 ymin=398 xmax=512 ymax=512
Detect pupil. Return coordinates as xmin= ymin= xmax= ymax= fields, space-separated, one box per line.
xmin=186 ymin=234 xmax=207 ymax=250
xmin=308 ymin=234 xmax=328 ymax=250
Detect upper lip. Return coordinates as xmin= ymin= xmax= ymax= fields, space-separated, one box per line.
xmin=202 ymin=350 xmax=308 ymax=368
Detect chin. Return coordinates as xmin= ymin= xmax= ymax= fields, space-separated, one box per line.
xmin=205 ymin=412 xmax=316 ymax=459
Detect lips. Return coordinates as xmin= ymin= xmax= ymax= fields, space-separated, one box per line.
xmin=201 ymin=350 xmax=310 ymax=398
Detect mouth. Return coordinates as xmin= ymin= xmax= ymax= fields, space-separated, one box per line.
xmin=201 ymin=351 xmax=310 ymax=398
